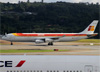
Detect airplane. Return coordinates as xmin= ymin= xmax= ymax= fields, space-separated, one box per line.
xmin=1 ymin=20 xmax=98 ymax=45
xmin=0 ymin=55 xmax=100 ymax=72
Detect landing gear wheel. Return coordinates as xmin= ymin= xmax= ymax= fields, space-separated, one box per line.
xmin=11 ymin=42 xmax=13 ymax=45
xmin=48 ymin=42 xmax=53 ymax=46
xmin=48 ymin=42 xmax=50 ymax=45
xmin=51 ymin=42 xmax=53 ymax=45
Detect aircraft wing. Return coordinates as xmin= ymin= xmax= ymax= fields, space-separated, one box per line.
xmin=35 ymin=35 xmax=65 ymax=43
xmin=50 ymin=35 xmax=66 ymax=40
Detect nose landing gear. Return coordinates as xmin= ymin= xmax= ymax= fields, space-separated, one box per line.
xmin=11 ymin=42 xmax=13 ymax=45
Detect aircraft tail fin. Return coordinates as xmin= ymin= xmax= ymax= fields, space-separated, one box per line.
xmin=80 ymin=20 xmax=98 ymax=34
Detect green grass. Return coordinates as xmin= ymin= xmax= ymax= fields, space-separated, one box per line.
xmin=75 ymin=39 xmax=100 ymax=43
xmin=0 ymin=49 xmax=69 ymax=53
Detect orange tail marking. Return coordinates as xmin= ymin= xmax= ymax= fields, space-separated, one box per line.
xmin=88 ymin=26 xmax=94 ymax=31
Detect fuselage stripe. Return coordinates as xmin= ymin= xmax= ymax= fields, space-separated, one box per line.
xmin=12 ymin=33 xmax=87 ymax=37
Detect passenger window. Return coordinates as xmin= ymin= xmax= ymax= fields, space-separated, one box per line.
xmin=47 ymin=70 xmax=49 ymax=72
xmin=7 ymin=71 xmax=9 ymax=72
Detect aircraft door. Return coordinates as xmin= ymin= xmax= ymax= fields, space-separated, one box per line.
xmin=85 ymin=65 xmax=93 ymax=72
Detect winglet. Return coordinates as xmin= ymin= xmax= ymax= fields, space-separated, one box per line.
xmin=62 ymin=35 xmax=66 ymax=37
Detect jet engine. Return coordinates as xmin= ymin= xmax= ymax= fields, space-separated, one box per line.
xmin=45 ymin=38 xmax=53 ymax=42
xmin=35 ymin=39 xmax=44 ymax=43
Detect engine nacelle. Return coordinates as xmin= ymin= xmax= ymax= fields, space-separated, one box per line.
xmin=45 ymin=38 xmax=53 ymax=42
xmin=35 ymin=40 xmax=44 ymax=43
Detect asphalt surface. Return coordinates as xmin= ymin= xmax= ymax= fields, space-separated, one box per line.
xmin=0 ymin=42 xmax=100 ymax=55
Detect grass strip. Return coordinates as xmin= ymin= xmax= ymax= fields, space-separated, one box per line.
xmin=0 ymin=49 xmax=69 ymax=53
xmin=75 ymin=39 xmax=100 ymax=43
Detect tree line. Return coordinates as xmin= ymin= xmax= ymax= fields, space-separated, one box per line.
xmin=0 ymin=2 xmax=99 ymax=38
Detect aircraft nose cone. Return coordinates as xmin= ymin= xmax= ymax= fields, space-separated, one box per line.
xmin=0 ymin=35 xmax=3 ymax=39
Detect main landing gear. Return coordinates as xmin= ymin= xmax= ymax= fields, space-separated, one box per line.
xmin=48 ymin=42 xmax=53 ymax=46
xmin=11 ymin=42 xmax=13 ymax=45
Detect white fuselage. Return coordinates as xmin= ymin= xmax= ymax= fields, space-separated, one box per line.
xmin=2 ymin=33 xmax=88 ymax=42
xmin=0 ymin=55 xmax=100 ymax=72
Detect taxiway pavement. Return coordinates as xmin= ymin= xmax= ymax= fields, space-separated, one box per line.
xmin=0 ymin=42 xmax=100 ymax=55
